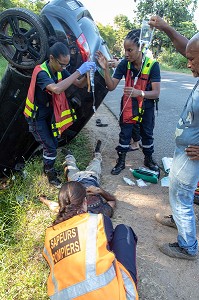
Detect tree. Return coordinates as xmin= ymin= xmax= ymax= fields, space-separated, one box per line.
xmin=98 ymin=15 xmax=137 ymax=57
xmin=113 ymin=14 xmax=135 ymax=56
xmin=134 ymin=0 xmax=198 ymax=55
xmin=97 ymin=23 xmax=117 ymax=55
xmin=0 ymin=0 xmax=13 ymax=10
xmin=2 ymin=0 xmax=48 ymax=14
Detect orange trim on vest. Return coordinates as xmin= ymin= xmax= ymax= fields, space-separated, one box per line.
xmin=121 ymin=57 xmax=154 ymax=124
xmin=24 ymin=63 xmax=76 ymax=135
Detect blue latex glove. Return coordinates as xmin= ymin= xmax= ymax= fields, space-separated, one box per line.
xmin=77 ymin=61 xmax=96 ymax=75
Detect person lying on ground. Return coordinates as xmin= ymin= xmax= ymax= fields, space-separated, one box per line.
xmin=40 ymin=140 xmax=116 ymax=217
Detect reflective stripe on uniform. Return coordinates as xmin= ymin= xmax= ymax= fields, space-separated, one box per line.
xmin=43 ymin=247 xmax=59 ymax=293
xmin=118 ymin=143 xmax=129 ymax=148
xmin=24 ymin=107 xmax=32 ymax=117
xmin=127 ymin=57 xmax=155 ymax=74
xmin=50 ymin=214 xmax=117 ymax=300
xmin=24 ymin=98 xmax=38 ymax=117
xmin=61 ymin=109 xmax=76 ymax=118
xmin=26 ymin=98 xmax=35 ymax=110
xmin=142 ymin=143 xmax=154 ymax=148
xmin=120 ymin=269 xmax=137 ymax=300
xmin=43 ymin=155 xmax=57 ymax=160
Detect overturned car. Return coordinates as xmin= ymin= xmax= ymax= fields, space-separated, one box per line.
xmin=0 ymin=0 xmax=112 ymax=175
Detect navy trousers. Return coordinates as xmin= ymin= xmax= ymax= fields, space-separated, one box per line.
xmin=119 ymin=106 xmax=155 ymax=156
xmin=27 ymin=117 xmax=58 ymax=170
xmin=110 ymin=224 xmax=138 ymax=285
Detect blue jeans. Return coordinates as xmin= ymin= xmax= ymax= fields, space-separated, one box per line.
xmin=169 ymin=146 xmax=199 ymax=255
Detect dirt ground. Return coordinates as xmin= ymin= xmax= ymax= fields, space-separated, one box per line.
xmin=84 ymin=103 xmax=199 ymax=300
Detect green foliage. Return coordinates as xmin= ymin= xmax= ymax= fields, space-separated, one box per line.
xmin=97 ymin=14 xmax=137 ymax=57
xmin=0 ymin=56 xmax=8 ymax=79
xmin=135 ymin=0 xmax=197 ymax=22
xmin=0 ymin=132 xmax=92 ymax=299
xmin=158 ymin=49 xmax=188 ymax=69
xmin=97 ymin=23 xmax=117 ymax=54
xmin=0 ymin=0 xmax=13 ymax=10
xmin=0 ymin=0 xmax=48 ymax=14
xmin=135 ymin=0 xmax=198 ymax=55
xmin=113 ymin=14 xmax=135 ymax=56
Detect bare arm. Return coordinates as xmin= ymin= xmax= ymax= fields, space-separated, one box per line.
xmin=149 ymin=16 xmax=189 ymax=57
xmin=86 ymin=186 xmax=116 ymax=209
xmin=45 ymin=70 xmax=83 ymax=94
xmin=73 ymin=75 xmax=88 ymax=88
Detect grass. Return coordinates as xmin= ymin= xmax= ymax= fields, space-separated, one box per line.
xmin=0 ymin=56 xmax=8 ymax=79
xmin=0 ymin=132 xmax=92 ymax=300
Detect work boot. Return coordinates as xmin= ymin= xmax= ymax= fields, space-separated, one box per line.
xmin=94 ymin=140 xmax=102 ymax=153
xmin=159 ymin=242 xmax=197 ymax=260
xmin=144 ymin=155 xmax=159 ymax=172
xmin=111 ymin=152 xmax=126 ymax=175
xmin=44 ymin=168 xmax=62 ymax=188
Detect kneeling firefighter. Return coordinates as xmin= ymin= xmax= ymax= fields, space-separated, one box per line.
xmin=96 ymin=29 xmax=161 ymax=175
xmin=43 ymin=181 xmax=139 ymax=299
xmin=24 ymin=38 xmax=96 ymax=187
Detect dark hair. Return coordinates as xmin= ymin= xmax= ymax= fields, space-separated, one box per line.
xmin=48 ymin=36 xmax=70 ymax=59
xmin=53 ymin=181 xmax=86 ymax=226
xmin=125 ymin=29 xmax=141 ymax=47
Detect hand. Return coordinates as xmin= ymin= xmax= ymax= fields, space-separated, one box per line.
xmin=185 ymin=145 xmax=199 ymax=160
xmin=124 ymin=87 xmax=142 ymax=97
xmin=86 ymin=185 xmax=101 ymax=195
xmin=95 ymin=50 xmax=109 ymax=70
xmin=108 ymin=58 xmax=120 ymax=68
xmin=148 ymin=16 xmax=169 ymax=31
xmin=77 ymin=61 xmax=96 ymax=75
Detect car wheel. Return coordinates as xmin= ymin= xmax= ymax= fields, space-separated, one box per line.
xmin=0 ymin=8 xmax=48 ymax=70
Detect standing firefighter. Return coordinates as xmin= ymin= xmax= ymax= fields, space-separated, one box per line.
xmin=24 ymin=38 xmax=96 ymax=187
xmin=96 ymin=29 xmax=161 ymax=175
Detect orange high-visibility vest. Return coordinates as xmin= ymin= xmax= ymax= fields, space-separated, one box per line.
xmin=121 ymin=56 xmax=156 ymax=124
xmin=24 ymin=61 xmax=77 ymax=137
xmin=43 ymin=213 xmax=138 ymax=300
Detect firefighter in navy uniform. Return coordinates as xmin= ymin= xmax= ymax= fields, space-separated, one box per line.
xmin=24 ymin=38 xmax=96 ymax=187
xmin=96 ymin=29 xmax=161 ymax=175
xmin=43 ymin=181 xmax=138 ymax=300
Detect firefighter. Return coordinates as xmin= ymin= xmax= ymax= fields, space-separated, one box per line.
xmin=24 ymin=38 xmax=96 ymax=187
xmin=96 ymin=29 xmax=161 ymax=175
xmin=43 ymin=181 xmax=138 ymax=299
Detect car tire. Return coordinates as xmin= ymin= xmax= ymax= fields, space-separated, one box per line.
xmin=0 ymin=8 xmax=48 ymax=70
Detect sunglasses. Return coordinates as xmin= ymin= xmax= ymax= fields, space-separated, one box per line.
xmin=56 ymin=58 xmax=70 ymax=68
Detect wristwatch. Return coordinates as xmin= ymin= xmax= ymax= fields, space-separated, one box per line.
xmin=141 ymin=90 xmax=145 ymax=98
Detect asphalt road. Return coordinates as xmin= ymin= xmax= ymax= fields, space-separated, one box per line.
xmin=103 ymin=70 xmax=197 ymax=164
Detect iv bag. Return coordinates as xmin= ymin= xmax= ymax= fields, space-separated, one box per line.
xmin=139 ymin=19 xmax=154 ymax=50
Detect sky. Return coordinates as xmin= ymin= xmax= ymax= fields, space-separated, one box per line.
xmin=81 ymin=0 xmax=136 ymax=25
xmin=81 ymin=0 xmax=199 ymax=29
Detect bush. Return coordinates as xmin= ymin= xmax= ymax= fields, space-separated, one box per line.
xmin=158 ymin=50 xmax=187 ymax=70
